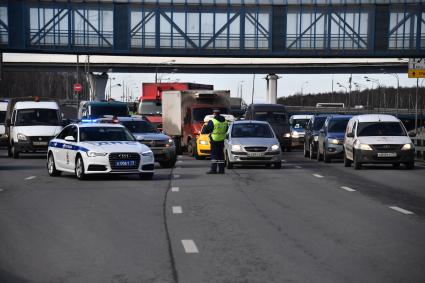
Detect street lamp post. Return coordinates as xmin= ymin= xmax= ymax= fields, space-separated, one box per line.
xmin=365 ymin=76 xmax=380 ymax=111
xmin=384 ymin=72 xmax=400 ymax=116
xmin=336 ymin=82 xmax=347 ymax=106
xmin=354 ymin=82 xmax=367 ymax=106
xmin=155 ymin=59 xmax=176 ymax=83
xmin=300 ymin=81 xmax=308 ymax=95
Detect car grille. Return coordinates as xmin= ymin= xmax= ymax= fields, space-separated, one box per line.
xmin=142 ymin=164 xmax=154 ymax=171
xmin=29 ymin=136 xmax=54 ymax=142
xmin=139 ymin=140 xmax=167 ymax=148
xmin=244 ymin=146 xmax=268 ymax=152
xmin=372 ymin=144 xmax=402 ymax=151
xmin=109 ymin=152 xmax=140 ymax=170
xmin=87 ymin=165 xmax=107 ymax=171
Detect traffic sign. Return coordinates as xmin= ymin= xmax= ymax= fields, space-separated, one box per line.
xmin=408 ymin=58 xmax=425 ymax=78
xmin=73 ymin=83 xmax=82 ymax=92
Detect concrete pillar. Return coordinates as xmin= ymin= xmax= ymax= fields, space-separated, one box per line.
xmin=266 ymin=74 xmax=279 ymax=104
xmin=87 ymin=72 xmax=108 ymax=101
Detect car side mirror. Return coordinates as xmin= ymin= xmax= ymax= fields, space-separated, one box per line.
xmin=408 ymin=132 xmax=416 ymax=137
xmin=6 ymin=119 xmax=11 ymax=127
xmin=347 ymin=132 xmax=354 ymax=138
xmin=64 ymin=136 xmax=75 ymax=142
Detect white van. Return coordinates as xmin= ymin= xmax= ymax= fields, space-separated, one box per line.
xmin=343 ymin=114 xmax=415 ymax=170
xmin=6 ymin=100 xmax=63 ymax=158
xmin=0 ymin=100 xmax=8 ymax=147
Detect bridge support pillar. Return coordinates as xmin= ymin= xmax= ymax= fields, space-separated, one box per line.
xmin=87 ymin=72 xmax=108 ymax=101
xmin=266 ymin=74 xmax=279 ymax=104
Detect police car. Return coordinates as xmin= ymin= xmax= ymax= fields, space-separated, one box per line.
xmin=47 ymin=123 xmax=155 ymax=180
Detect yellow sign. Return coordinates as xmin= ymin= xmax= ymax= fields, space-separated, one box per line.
xmin=408 ymin=58 xmax=425 ymax=78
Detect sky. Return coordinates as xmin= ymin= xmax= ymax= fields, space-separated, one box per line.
xmin=108 ymin=71 xmax=424 ymax=103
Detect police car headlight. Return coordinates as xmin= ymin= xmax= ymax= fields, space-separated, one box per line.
xmin=231 ymin=145 xmax=243 ymax=152
xmin=199 ymin=140 xmax=209 ymax=145
xmin=401 ymin=143 xmax=413 ymax=150
xmin=271 ymin=144 xmax=280 ymax=151
xmin=86 ymin=151 xmax=108 ymax=157
xmin=142 ymin=151 xmax=154 ymax=157
xmin=17 ymin=133 xmax=28 ymax=141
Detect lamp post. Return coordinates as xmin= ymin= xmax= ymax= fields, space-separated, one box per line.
xmin=337 ymin=82 xmax=347 ymax=106
xmin=365 ymin=76 xmax=380 ymax=111
xmin=155 ymin=59 xmax=176 ymax=83
xmin=300 ymin=81 xmax=308 ymax=95
xmin=354 ymin=82 xmax=367 ymax=106
xmin=383 ymin=72 xmax=400 ymax=116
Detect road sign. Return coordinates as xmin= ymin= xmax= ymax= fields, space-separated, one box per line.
xmin=408 ymin=58 xmax=425 ymax=78
xmin=73 ymin=83 xmax=82 ymax=92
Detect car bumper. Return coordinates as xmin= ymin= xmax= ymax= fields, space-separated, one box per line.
xmin=151 ymin=146 xmax=176 ymax=162
xmin=228 ymin=151 xmax=282 ymax=164
xmin=15 ymin=140 xmax=50 ymax=152
xmin=83 ymin=154 xmax=155 ymax=174
xmin=325 ymin=143 xmax=344 ymax=157
xmin=197 ymin=142 xmax=211 ymax=156
xmin=291 ymin=135 xmax=305 ymax=146
xmin=355 ymin=148 xmax=415 ymax=164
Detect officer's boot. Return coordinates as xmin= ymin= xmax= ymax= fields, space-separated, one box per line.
xmin=206 ymin=162 xmax=217 ymax=174
xmin=218 ymin=162 xmax=225 ymax=174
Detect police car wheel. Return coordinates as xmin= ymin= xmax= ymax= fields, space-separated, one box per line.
xmin=139 ymin=173 xmax=154 ymax=180
xmin=47 ymin=153 xmax=61 ymax=176
xmin=75 ymin=156 xmax=86 ymax=180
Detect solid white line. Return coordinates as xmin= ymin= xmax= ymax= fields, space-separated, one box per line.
xmin=171 ymin=187 xmax=180 ymax=192
xmin=172 ymin=206 xmax=183 ymax=214
xmin=25 ymin=176 xmax=36 ymax=180
xmin=295 ymin=166 xmax=302 ymax=169
xmin=174 ymin=174 xmax=180 ymax=179
xmin=312 ymin=174 xmax=324 ymax=178
xmin=340 ymin=186 xmax=356 ymax=192
xmin=389 ymin=206 xmax=414 ymax=215
xmin=181 ymin=240 xmax=199 ymax=253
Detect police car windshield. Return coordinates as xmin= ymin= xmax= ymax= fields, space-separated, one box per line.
xmin=328 ymin=118 xmax=350 ymax=132
xmin=121 ymin=121 xmax=157 ymax=133
xmin=15 ymin=109 xmax=60 ymax=126
xmin=357 ymin=122 xmax=406 ymax=137
xmin=232 ymin=123 xmax=274 ymax=138
xmin=80 ymin=127 xmax=135 ymax=142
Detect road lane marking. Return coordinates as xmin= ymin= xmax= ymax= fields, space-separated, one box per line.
xmin=177 ymin=160 xmax=183 ymax=163
xmin=340 ymin=186 xmax=356 ymax=192
xmin=174 ymin=174 xmax=180 ymax=179
xmin=0 ymin=189 xmax=3 ymax=192
xmin=389 ymin=206 xmax=414 ymax=215
xmin=312 ymin=174 xmax=324 ymax=178
xmin=295 ymin=166 xmax=302 ymax=169
xmin=181 ymin=240 xmax=199 ymax=254
xmin=172 ymin=206 xmax=183 ymax=214
xmin=171 ymin=187 xmax=180 ymax=192
xmin=25 ymin=176 xmax=36 ymax=180
xmin=281 ymin=159 xmax=287 ymax=163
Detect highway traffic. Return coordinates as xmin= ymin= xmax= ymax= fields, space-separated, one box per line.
xmin=1 ymin=148 xmax=424 ymax=282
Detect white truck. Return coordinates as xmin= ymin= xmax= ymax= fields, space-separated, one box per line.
xmin=162 ymin=90 xmax=231 ymax=153
xmin=5 ymin=97 xmax=63 ymax=158
xmin=0 ymin=100 xmax=8 ymax=147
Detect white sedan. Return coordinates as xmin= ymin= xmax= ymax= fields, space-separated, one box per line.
xmin=47 ymin=123 xmax=155 ymax=180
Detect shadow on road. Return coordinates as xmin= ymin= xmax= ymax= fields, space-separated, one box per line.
xmin=0 ymin=269 xmax=29 ymax=283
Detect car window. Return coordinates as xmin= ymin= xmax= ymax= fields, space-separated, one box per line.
xmin=57 ymin=126 xmax=71 ymax=140
xmin=313 ymin=117 xmax=327 ymax=130
xmin=357 ymin=122 xmax=406 ymax=137
xmin=231 ymin=123 xmax=274 ymax=138
xmin=121 ymin=121 xmax=156 ymax=133
xmin=15 ymin=109 xmax=60 ymax=126
xmin=70 ymin=126 xmax=78 ymax=141
xmin=201 ymin=124 xmax=209 ymax=134
xmin=79 ymin=127 xmax=136 ymax=142
xmin=328 ymin=119 xmax=350 ymax=132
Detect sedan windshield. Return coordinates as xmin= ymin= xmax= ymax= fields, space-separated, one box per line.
xmin=80 ymin=127 xmax=136 ymax=141
xmin=357 ymin=122 xmax=406 ymax=137
xmin=15 ymin=109 xmax=60 ymax=126
xmin=232 ymin=123 xmax=274 ymax=138
xmin=328 ymin=118 xmax=350 ymax=132
xmin=121 ymin=121 xmax=156 ymax=133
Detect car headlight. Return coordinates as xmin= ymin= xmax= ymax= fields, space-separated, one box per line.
xmin=231 ymin=144 xmax=243 ymax=152
xmin=314 ymin=135 xmax=319 ymax=142
xmin=166 ymin=138 xmax=174 ymax=147
xmin=328 ymin=138 xmax=339 ymax=145
xmin=142 ymin=151 xmax=154 ymax=157
xmin=17 ymin=133 xmax=28 ymax=141
xmin=199 ymin=140 xmax=209 ymax=145
xmin=271 ymin=144 xmax=280 ymax=151
xmin=359 ymin=144 xmax=373 ymax=151
xmin=401 ymin=143 xmax=413 ymax=150
xmin=292 ymin=131 xmax=299 ymax=137
xmin=284 ymin=133 xmax=291 ymax=138
xmin=86 ymin=151 xmax=108 ymax=157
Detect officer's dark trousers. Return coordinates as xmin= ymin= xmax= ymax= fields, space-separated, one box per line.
xmin=210 ymin=140 xmax=225 ymax=173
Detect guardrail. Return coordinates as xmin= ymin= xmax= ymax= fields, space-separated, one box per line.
xmin=412 ymin=134 xmax=425 ymax=162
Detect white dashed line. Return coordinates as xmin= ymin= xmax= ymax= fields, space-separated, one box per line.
xmin=171 ymin=187 xmax=180 ymax=192
xmin=174 ymin=174 xmax=180 ymax=179
xmin=181 ymin=240 xmax=199 ymax=254
xmin=177 ymin=160 xmax=183 ymax=163
xmin=172 ymin=206 xmax=183 ymax=214
xmin=312 ymin=174 xmax=324 ymax=178
xmin=389 ymin=206 xmax=414 ymax=215
xmin=295 ymin=166 xmax=302 ymax=169
xmin=25 ymin=176 xmax=36 ymax=180
xmin=340 ymin=186 xmax=356 ymax=192
xmin=0 ymin=188 xmax=3 ymax=192
xmin=281 ymin=159 xmax=287 ymax=163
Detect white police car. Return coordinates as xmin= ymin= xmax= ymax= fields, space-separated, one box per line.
xmin=47 ymin=123 xmax=155 ymax=180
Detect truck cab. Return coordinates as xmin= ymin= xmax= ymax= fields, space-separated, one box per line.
xmin=6 ymin=99 xmax=63 ymax=158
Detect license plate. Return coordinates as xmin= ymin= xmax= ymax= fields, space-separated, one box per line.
xmin=248 ymin=152 xmax=264 ymax=157
xmin=115 ymin=160 xmax=136 ymax=167
xmin=377 ymin=152 xmax=397 ymax=158
xmin=33 ymin=141 xmax=48 ymax=146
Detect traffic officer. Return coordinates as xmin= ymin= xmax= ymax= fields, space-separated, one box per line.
xmin=204 ymin=109 xmax=229 ymax=174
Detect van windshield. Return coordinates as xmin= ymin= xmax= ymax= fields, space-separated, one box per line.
xmin=313 ymin=117 xmax=327 ymax=131
xmin=328 ymin=118 xmax=350 ymax=132
xmin=357 ymin=122 xmax=406 ymax=136
xmin=91 ymin=104 xmax=129 ymax=118
xmin=140 ymin=101 xmax=162 ymax=115
xmin=254 ymin=111 xmax=287 ymax=123
xmin=15 ymin=109 xmax=60 ymax=126
xmin=291 ymin=118 xmax=310 ymax=129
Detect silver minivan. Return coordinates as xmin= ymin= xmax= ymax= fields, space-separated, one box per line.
xmin=343 ymin=114 xmax=415 ymax=170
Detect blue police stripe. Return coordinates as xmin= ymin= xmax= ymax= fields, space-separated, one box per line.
xmin=49 ymin=141 xmax=89 ymax=152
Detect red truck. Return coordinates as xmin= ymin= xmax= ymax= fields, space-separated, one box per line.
xmin=138 ymin=83 xmax=213 ymax=130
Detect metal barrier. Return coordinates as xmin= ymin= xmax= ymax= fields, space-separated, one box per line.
xmin=412 ymin=134 xmax=425 ymax=162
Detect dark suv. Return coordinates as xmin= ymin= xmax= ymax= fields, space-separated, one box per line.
xmin=303 ymin=115 xmax=328 ymax=159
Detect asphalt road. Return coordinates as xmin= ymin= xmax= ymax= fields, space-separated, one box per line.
xmin=1 ymin=149 xmax=425 ymax=283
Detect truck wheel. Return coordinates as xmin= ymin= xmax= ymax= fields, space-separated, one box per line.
xmin=75 ymin=156 xmax=86 ymax=180
xmin=343 ymin=151 xmax=351 ymax=167
xmin=47 ymin=153 xmax=61 ymax=176
xmin=159 ymin=159 xmax=176 ymax=168
xmin=139 ymin=172 xmax=154 ymax=180
xmin=303 ymin=143 xmax=309 ymax=157
xmin=11 ymin=143 xmax=19 ymax=159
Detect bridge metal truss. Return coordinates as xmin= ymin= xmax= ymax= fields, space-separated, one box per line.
xmin=0 ymin=1 xmax=424 ymax=57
